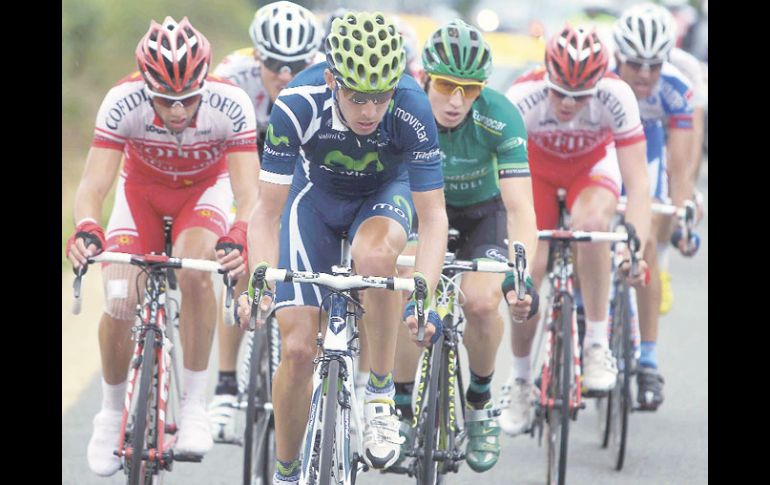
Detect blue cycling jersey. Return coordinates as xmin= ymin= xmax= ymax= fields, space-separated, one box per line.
xmin=260 ymin=62 xmax=444 ymax=198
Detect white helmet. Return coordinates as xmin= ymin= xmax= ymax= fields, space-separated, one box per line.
xmin=613 ymin=3 xmax=677 ymax=63
xmin=249 ymin=1 xmax=323 ymax=62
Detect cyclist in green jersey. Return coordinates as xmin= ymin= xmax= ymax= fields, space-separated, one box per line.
xmin=391 ymin=19 xmax=539 ymax=473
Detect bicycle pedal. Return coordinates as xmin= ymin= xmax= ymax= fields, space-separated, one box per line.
xmin=213 ymin=436 xmax=243 ymax=446
xmin=381 ymin=465 xmax=409 ymax=475
xmin=582 ymin=388 xmax=609 ymax=398
xmin=172 ymin=452 xmax=204 ymax=463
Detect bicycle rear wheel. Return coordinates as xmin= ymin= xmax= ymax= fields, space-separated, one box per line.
xmin=243 ymin=316 xmax=277 ymax=485
xmin=546 ymin=294 xmax=573 ymax=485
xmin=128 ymin=328 xmax=157 ymax=485
xmin=318 ymin=359 xmax=341 ymax=485
xmin=415 ymin=335 xmax=443 ymax=485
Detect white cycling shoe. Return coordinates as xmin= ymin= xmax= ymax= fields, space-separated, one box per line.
xmin=175 ymin=398 xmax=214 ymax=455
xmin=87 ymin=409 xmax=123 ymax=476
xmin=362 ymin=400 xmax=404 ymax=469
xmin=582 ymin=344 xmax=618 ymax=391
xmin=208 ymin=393 xmax=238 ymax=442
xmin=498 ymin=376 xmax=534 ymax=436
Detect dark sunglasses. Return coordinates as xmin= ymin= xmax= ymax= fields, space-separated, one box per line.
xmin=625 ymin=60 xmax=663 ymax=72
xmin=337 ymin=82 xmax=395 ymax=105
xmin=262 ymin=57 xmax=311 ymax=75
xmin=549 ymin=88 xmax=593 ymax=103
xmin=149 ymin=93 xmax=202 ymax=108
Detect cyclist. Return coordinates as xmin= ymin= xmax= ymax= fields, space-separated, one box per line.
xmin=65 ymin=17 xmax=259 ymax=476
xmin=500 ymin=24 xmax=651 ymax=435
xmin=236 ymin=12 xmax=448 ymax=484
xmin=206 ymin=0 xmax=323 ymax=442
xmin=611 ymin=2 xmax=698 ymax=410
xmin=391 ymin=19 xmax=538 ymax=472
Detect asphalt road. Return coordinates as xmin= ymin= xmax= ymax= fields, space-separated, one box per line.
xmin=62 ymin=168 xmax=707 ymax=485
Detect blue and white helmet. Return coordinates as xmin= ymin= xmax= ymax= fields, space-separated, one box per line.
xmin=613 ymin=3 xmax=677 ymax=63
xmin=249 ymin=1 xmax=323 ymax=62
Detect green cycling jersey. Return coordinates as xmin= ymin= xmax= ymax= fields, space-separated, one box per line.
xmin=439 ymin=87 xmax=530 ymax=207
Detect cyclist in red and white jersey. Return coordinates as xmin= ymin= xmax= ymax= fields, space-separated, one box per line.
xmin=207 ymin=1 xmax=323 ymax=441
xmin=65 ymin=17 xmax=259 ymax=476
xmin=499 ymin=25 xmax=651 ymax=435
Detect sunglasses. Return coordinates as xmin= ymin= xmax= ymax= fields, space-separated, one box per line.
xmin=546 ymin=80 xmax=596 ymax=102
xmin=262 ymin=57 xmax=311 ymax=75
xmin=624 ymin=60 xmax=663 ymax=72
xmin=336 ymin=80 xmax=395 ymax=105
xmin=146 ymin=87 xmax=203 ymax=108
xmin=429 ymin=74 xmax=485 ymax=99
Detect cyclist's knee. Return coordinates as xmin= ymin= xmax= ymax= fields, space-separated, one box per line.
xmin=280 ymin=335 xmax=316 ymax=374
xmin=353 ymin=244 xmax=400 ymax=276
xmin=102 ymin=264 xmax=141 ymax=321
xmin=177 ymin=268 xmax=215 ymax=296
xmin=462 ymin=294 xmax=502 ymax=321
xmin=572 ymin=213 xmax=611 ymax=233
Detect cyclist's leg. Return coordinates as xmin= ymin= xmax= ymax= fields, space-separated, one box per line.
xmin=270 ymin=176 xmax=349 ymax=483
xmin=349 ymin=177 xmax=411 ymax=468
xmin=568 ymin=152 xmax=621 ymax=392
xmin=88 ymin=174 xmax=157 ymax=476
xmin=500 ymin=174 xmax=554 ymax=436
xmin=171 ymin=176 xmax=232 ymax=454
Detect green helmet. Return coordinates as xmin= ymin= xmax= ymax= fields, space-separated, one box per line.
xmin=324 ymin=11 xmax=405 ymax=92
xmin=422 ymin=19 xmax=492 ymax=81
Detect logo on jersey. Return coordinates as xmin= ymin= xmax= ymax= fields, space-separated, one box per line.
xmin=318 ymin=132 xmax=347 ymax=142
xmin=530 ymin=130 xmax=609 ymax=157
xmin=498 ymin=136 xmax=527 ymax=152
xmin=117 ymin=235 xmax=134 ymax=246
xmin=412 ymin=147 xmax=441 ymax=161
xmin=595 ymin=90 xmax=628 ymax=128
xmin=394 ymin=107 xmax=428 ymax=143
xmin=266 ymin=124 xmax=290 ymax=147
xmin=472 ymin=111 xmax=507 ymax=135
xmin=372 ymin=195 xmax=412 ymax=227
xmin=105 ymin=90 xmax=149 ymax=130
xmin=324 ymin=151 xmax=384 ymax=172
xmin=207 ymin=92 xmax=249 ymax=132
xmin=198 ymin=209 xmax=213 ymax=218
xmin=485 ymin=248 xmax=508 ymax=262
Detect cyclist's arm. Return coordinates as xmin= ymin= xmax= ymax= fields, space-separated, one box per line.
xmin=616 ymin=140 xmax=651 ymax=252
xmin=226 ymin=150 xmax=260 ymax=223
xmin=499 ymin=177 xmax=538 ymax=269
xmin=688 ymin=106 xmax=705 ymax=183
xmin=667 ymin=127 xmax=695 ymax=210
xmin=246 ymin=179 xmax=289 ymax=274
xmin=411 ymin=188 xmax=448 ymax=295
xmin=73 ymin=146 xmax=122 ymax=225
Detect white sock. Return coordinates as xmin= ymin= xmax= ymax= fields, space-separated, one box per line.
xmin=584 ymin=318 xmax=609 ymax=349
xmin=101 ymin=378 xmax=127 ymax=412
xmin=182 ymin=368 xmax=209 ymax=405
xmin=355 ymin=371 xmax=370 ymax=388
xmin=511 ymin=355 xmax=531 ymax=382
xmin=657 ymin=242 xmax=670 ymax=272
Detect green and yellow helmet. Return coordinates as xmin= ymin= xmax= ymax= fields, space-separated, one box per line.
xmin=324 ymin=11 xmax=405 ymax=92
xmin=422 ymin=19 xmax=492 ymax=81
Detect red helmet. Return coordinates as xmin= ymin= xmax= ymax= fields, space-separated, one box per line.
xmin=135 ymin=16 xmax=211 ymax=94
xmin=545 ymin=24 xmax=608 ymax=92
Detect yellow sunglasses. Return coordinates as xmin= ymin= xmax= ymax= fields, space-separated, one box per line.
xmin=429 ymin=74 xmax=486 ymax=99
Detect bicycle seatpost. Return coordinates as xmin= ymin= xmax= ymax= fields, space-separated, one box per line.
xmin=414 ymin=277 xmax=428 ymax=342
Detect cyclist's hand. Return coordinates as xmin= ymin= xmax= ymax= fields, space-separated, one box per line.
xmin=216 ymin=221 xmax=248 ymax=279
xmin=502 ymin=272 xmax=539 ymax=324
xmin=694 ymin=189 xmax=705 ymax=225
xmin=236 ymin=291 xmax=273 ymax=330
xmin=620 ymin=257 xmax=650 ymax=288
xmin=66 ymin=219 xmax=106 ymax=270
xmin=403 ymin=302 xmax=442 ymax=348
xmin=671 ymin=227 xmax=701 ymax=257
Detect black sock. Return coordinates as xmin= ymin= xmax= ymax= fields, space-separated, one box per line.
xmin=394 ymin=381 xmax=414 ymax=421
xmin=466 ymin=370 xmax=493 ymax=409
xmin=215 ymin=371 xmax=237 ymax=395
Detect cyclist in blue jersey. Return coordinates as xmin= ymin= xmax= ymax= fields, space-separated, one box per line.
xmin=237 ymin=12 xmax=448 ymax=484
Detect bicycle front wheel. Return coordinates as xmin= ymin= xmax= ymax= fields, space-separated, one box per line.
xmin=128 ymin=328 xmax=157 ymax=485
xmin=415 ymin=335 xmax=443 ymax=485
xmin=546 ymin=294 xmax=573 ymax=485
xmin=318 ymin=359 xmax=341 ymax=485
xmin=243 ymin=318 xmax=277 ymax=485
xmin=608 ymin=286 xmax=632 ymax=470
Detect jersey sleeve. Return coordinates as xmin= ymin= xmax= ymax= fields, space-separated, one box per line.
xmin=486 ymin=90 xmax=530 ymax=179
xmin=258 ymin=92 xmax=309 ymax=185
xmin=604 ymin=80 xmax=646 ymax=148
xmin=91 ymin=83 xmax=137 ymax=151
xmin=661 ymin=70 xmax=695 ymax=130
xmin=222 ymin=85 xmax=258 ymax=154
xmin=392 ymin=89 xmax=444 ymax=192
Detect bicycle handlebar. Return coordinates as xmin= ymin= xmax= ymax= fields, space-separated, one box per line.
xmin=537 ymin=230 xmax=631 ymax=243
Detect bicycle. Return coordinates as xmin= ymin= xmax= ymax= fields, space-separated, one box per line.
xmin=72 ymin=245 xmax=235 ymax=485
xmin=388 ymin=241 xmax=527 ymax=485
xmin=531 ymin=188 xmax=638 ymax=485
xmin=247 ymin=235 xmax=420 ymax=485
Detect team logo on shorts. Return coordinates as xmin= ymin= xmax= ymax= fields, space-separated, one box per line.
xmin=117 ymin=235 xmax=134 ymax=246
xmin=198 ymin=209 xmax=213 ymax=218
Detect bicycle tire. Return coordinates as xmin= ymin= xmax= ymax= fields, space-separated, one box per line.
xmin=318 ymin=359 xmax=340 ymax=485
xmin=128 ymin=328 xmax=157 ymax=485
xmin=243 ymin=324 xmax=271 ymax=485
xmin=416 ymin=334 xmax=443 ymax=485
xmin=600 ymin=284 xmax=622 ymax=449
xmin=609 ymin=285 xmax=632 ymax=470
xmin=546 ymin=293 xmax=573 ymax=485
